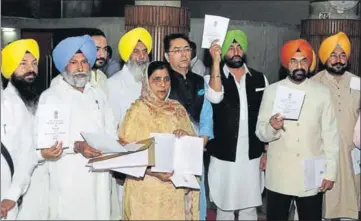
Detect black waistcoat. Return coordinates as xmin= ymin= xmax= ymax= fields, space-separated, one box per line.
xmin=208 ymin=65 xmax=267 ymax=162
xmin=168 ymin=69 xmax=204 ymax=124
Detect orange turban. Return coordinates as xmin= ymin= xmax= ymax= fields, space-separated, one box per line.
xmin=280 ymin=39 xmax=314 ymax=69
xmin=318 ymin=32 xmax=351 ymax=64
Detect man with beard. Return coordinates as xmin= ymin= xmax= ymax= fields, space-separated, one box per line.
xmin=312 ymin=32 xmax=360 ymax=220
xmin=205 ymin=29 xmax=268 ymax=220
xmin=163 ymin=33 xmax=213 ymax=220
xmin=1 ymin=39 xmax=41 ymax=117
xmin=50 ymin=30 xmax=108 ymax=92
xmin=1 ymin=63 xmax=38 ymax=220
xmin=106 ymin=27 xmax=152 ymax=220
xmin=255 ymin=39 xmax=339 ymax=220
xmin=32 ymin=35 xmax=119 ymax=219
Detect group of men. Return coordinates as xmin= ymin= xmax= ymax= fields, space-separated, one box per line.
xmin=1 ymin=23 xmax=359 ymax=221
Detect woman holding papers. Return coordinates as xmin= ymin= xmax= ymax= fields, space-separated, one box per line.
xmin=119 ymin=61 xmax=199 ymax=220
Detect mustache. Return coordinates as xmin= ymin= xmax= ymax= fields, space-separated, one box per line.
xmin=24 ymin=71 xmax=37 ymax=77
xmin=96 ymin=57 xmax=106 ymax=62
xmin=292 ymin=68 xmax=306 ymax=75
xmin=331 ymin=62 xmax=346 ymax=67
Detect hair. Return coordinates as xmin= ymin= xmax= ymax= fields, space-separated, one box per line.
xmin=88 ymin=29 xmax=106 ymax=38
xmin=107 ymin=45 xmax=113 ymax=59
xmin=189 ymin=41 xmax=197 ymax=58
xmin=147 ymin=61 xmax=171 ymax=78
xmin=163 ymin=33 xmax=191 ymax=52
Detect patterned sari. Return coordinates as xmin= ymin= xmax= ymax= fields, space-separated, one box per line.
xmin=119 ymin=63 xmax=200 ymax=220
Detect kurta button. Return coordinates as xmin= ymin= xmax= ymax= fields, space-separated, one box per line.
xmin=297 ymin=139 xmax=300 ymax=142
xmin=296 ymin=123 xmax=300 ymax=126
xmin=296 ymin=153 xmax=300 ymax=157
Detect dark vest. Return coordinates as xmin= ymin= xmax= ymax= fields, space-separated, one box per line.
xmin=208 ymin=65 xmax=267 ymax=162
xmin=168 ymin=69 xmax=204 ymax=124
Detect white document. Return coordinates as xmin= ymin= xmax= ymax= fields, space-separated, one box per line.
xmin=112 ymin=166 xmax=147 ymax=178
xmin=89 ymin=149 xmax=149 ymax=170
xmin=272 ymin=85 xmax=306 ymax=120
xmin=170 ymin=173 xmax=200 ymax=189
xmin=36 ymin=104 xmax=71 ymax=149
xmin=80 ymin=132 xmax=142 ymax=154
xmin=303 ymin=156 xmax=325 ymax=191
xmin=350 ymin=77 xmax=360 ymax=91
xmin=351 ymin=148 xmax=360 ymax=175
xmin=201 ymin=14 xmax=230 ymax=49
xmin=150 ymin=133 xmax=204 ymax=176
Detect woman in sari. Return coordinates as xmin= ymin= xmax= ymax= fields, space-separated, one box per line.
xmin=120 ymin=61 xmax=200 ymax=220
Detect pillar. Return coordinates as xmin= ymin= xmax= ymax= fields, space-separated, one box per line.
xmin=124 ymin=0 xmax=190 ymax=61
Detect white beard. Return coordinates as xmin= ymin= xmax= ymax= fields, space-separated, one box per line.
xmin=126 ymin=61 xmax=149 ymax=83
xmin=62 ymin=71 xmax=91 ymax=88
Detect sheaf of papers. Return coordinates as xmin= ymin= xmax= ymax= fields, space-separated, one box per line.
xmin=201 ymin=15 xmax=230 ymax=49
xmin=272 ymin=85 xmax=306 ymax=120
xmin=150 ymin=133 xmax=203 ymax=189
xmin=350 ymin=77 xmax=360 ymax=91
xmin=303 ymin=156 xmax=325 ymax=191
xmin=112 ymin=166 xmax=147 ymax=178
xmin=170 ymin=173 xmax=200 ymax=190
xmin=351 ymin=148 xmax=360 ymax=175
xmin=80 ymin=132 xmax=142 ymax=154
xmin=36 ymin=104 xmax=71 ymax=149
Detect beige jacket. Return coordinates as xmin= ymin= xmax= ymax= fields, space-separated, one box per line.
xmin=256 ymin=78 xmax=339 ymax=197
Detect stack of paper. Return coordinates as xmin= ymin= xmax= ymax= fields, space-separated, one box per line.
xmin=151 ymin=133 xmax=204 ymax=189
xmin=86 ymin=137 xmax=155 ymax=178
xmin=272 ymin=85 xmax=306 ymax=120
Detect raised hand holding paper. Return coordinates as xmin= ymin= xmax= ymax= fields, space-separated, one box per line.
xmin=201 ymin=14 xmax=230 ymax=49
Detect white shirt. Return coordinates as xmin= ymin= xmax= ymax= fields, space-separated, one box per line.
xmin=34 ymin=79 xmax=117 ymax=219
xmin=191 ymin=56 xmax=207 ymax=77
xmin=1 ymin=88 xmax=37 ymax=220
xmin=205 ymin=64 xmax=268 ymax=210
xmin=106 ymin=65 xmax=142 ymax=127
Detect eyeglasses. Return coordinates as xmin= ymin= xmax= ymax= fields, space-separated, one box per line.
xmin=168 ymin=47 xmax=192 ymax=55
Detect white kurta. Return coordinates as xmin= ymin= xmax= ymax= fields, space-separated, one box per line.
xmin=35 ymin=79 xmax=117 ymax=220
xmin=205 ymin=65 xmax=267 ymax=211
xmin=106 ymin=65 xmax=142 ymax=127
xmin=1 ymin=88 xmax=37 ymax=220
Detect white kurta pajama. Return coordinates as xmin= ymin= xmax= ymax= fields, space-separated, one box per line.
xmin=205 ymin=65 xmax=267 ymax=220
xmin=35 ymin=79 xmax=117 ymax=220
xmin=106 ymin=64 xmax=142 ymax=219
xmin=1 ymin=88 xmax=37 ymax=220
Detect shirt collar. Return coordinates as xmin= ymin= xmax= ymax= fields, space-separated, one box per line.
xmin=222 ymin=64 xmax=252 ymax=78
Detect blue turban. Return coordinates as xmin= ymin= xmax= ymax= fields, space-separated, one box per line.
xmin=52 ymin=35 xmax=96 ymax=73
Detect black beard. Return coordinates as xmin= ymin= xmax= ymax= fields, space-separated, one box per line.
xmin=224 ymin=55 xmax=244 ymax=68
xmin=10 ymin=72 xmax=40 ymax=113
xmin=289 ymin=68 xmax=307 ymax=82
xmin=326 ymin=62 xmax=347 ymax=76
xmin=93 ymin=57 xmax=107 ymax=69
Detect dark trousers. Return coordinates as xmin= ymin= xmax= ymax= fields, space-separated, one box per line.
xmin=266 ymin=189 xmax=323 ymax=221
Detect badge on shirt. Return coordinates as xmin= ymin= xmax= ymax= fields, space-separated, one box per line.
xmin=350 ymin=77 xmax=360 ymax=91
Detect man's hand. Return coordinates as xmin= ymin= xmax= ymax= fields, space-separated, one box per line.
xmin=0 ymin=199 xmax=16 ymax=218
xmin=173 ymin=129 xmax=190 ymax=138
xmin=319 ymin=179 xmax=334 ymax=192
xmin=74 ymin=141 xmax=102 ymax=159
xmin=269 ymin=113 xmax=284 ymax=130
xmin=118 ymin=137 xmax=129 ymax=146
xmin=209 ymin=40 xmax=222 ymax=64
xmin=260 ymin=153 xmax=267 ymax=170
xmin=146 ymin=169 xmax=173 ymax=182
xmin=41 ymin=141 xmax=63 ymax=160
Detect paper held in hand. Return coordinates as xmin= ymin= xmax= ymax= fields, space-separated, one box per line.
xmin=201 ymin=14 xmax=230 ymax=49
xmin=303 ymin=156 xmax=325 ymax=191
xmin=272 ymin=85 xmax=306 ymax=120
xmin=87 ymin=137 xmax=155 ymax=177
xmin=36 ymin=104 xmax=71 ymax=149
xmin=80 ymin=132 xmax=143 ymax=154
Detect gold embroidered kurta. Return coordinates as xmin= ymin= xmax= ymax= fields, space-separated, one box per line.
xmin=312 ymin=70 xmax=360 ymax=219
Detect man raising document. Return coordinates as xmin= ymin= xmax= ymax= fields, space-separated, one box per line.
xmin=255 ymin=39 xmax=339 ymax=220
xmin=35 ymin=35 xmax=118 ymax=220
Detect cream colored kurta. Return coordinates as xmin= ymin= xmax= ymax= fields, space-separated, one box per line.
xmin=34 ymin=79 xmax=118 ymax=220
xmin=256 ymin=78 xmax=339 ymax=197
xmin=312 ymin=70 xmax=360 ymax=219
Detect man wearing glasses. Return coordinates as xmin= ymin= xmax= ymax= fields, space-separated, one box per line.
xmin=163 ymin=33 xmax=213 ymax=220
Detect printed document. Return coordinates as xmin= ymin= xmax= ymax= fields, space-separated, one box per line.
xmin=272 ymin=85 xmax=306 ymax=120
xmin=303 ymin=156 xmax=325 ymax=191
xmin=201 ymin=14 xmax=230 ymax=48
xmin=351 ymin=148 xmax=360 ymax=175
